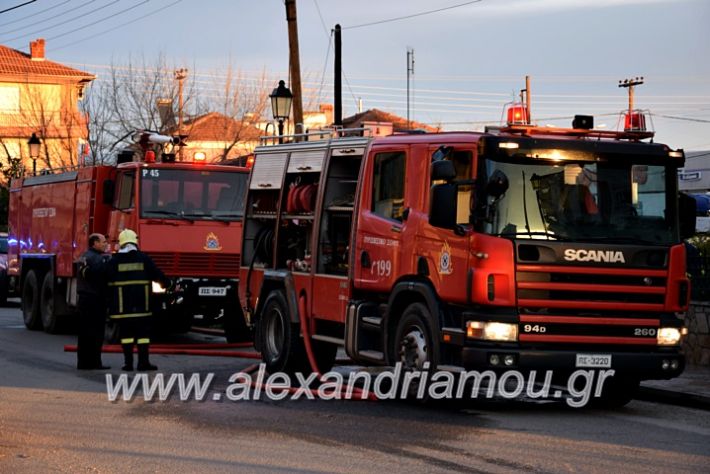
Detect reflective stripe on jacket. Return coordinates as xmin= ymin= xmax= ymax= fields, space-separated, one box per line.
xmin=105 ymin=250 xmax=167 ymax=320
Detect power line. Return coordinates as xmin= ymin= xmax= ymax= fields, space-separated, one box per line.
xmin=51 ymin=0 xmax=184 ymax=52
xmin=652 ymin=114 xmax=710 ymax=124
xmin=47 ymin=0 xmax=152 ymax=42
xmin=342 ymin=0 xmax=482 ymax=30
xmin=0 ymin=0 xmax=69 ymax=27
xmin=2 ymin=0 xmax=97 ymax=36
xmin=3 ymin=0 xmax=116 ymax=43
xmin=0 ymin=0 xmax=36 ymax=15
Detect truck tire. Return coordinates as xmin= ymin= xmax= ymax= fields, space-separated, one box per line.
xmin=392 ymin=303 xmax=439 ymax=370
xmin=41 ymin=272 xmax=63 ymax=334
xmin=22 ymin=270 xmax=42 ymax=330
xmin=259 ymin=290 xmax=308 ymax=374
xmin=392 ymin=303 xmax=440 ymax=399
xmin=0 ymin=271 xmax=8 ymax=306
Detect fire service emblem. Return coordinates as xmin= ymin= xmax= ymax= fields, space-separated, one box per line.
xmin=439 ymin=241 xmax=453 ymax=275
xmin=204 ymin=232 xmax=222 ymax=251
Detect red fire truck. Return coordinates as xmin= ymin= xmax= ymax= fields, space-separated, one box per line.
xmin=239 ymin=98 xmax=696 ymax=405
xmin=8 ymin=139 xmax=249 ymax=341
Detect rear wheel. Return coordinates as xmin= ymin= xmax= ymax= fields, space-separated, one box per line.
xmin=22 ymin=270 xmax=42 ymax=330
xmin=259 ymin=290 xmax=308 ymax=374
xmin=41 ymin=272 xmax=64 ymax=334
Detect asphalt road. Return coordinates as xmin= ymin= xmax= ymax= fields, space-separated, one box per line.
xmin=1 ymin=301 xmax=709 ymax=473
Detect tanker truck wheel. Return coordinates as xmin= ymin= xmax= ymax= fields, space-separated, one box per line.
xmin=22 ymin=270 xmax=42 ymax=330
xmin=41 ymin=272 xmax=64 ymax=334
xmin=259 ymin=290 xmax=308 ymax=374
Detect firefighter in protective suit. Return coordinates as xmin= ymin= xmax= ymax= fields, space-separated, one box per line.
xmin=106 ymin=229 xmax=169 ymax=371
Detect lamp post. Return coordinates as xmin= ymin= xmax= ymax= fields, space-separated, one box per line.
xmin=269 ymin=80 xmax=293 ymax=144
xmin=28 ymin=132 xmax=41 ymax=176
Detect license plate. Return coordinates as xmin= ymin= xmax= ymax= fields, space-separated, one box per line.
xmin=576 ymin=354 xmax=612 ymax=368
xmin=198 ymin=287 xmax=227 ymax=297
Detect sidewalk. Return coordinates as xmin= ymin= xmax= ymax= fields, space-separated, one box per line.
xmin=638 ymin=365 xmax=710 ymax=409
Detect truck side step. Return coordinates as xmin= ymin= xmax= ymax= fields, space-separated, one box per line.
xmin=310 ymin=334 xmax=344 ymax=345
xmin=361 ymin=316 xmax=382 ymax=328
xmin=358 ymin=350 xmax=385 ymax=362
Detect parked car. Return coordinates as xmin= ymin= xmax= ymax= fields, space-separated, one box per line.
xmin=0 ymin=232 xmax=8 ymax=305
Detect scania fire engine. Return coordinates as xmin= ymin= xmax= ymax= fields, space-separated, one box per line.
xmin=239 ymin=87 xmax=695 ymax=406
xmin=8 ymin=132 xmax=250 ymax=341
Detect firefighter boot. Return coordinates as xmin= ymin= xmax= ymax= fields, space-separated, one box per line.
xmin=122 ymin=344 xmax=134 ymax=371
xmin=137 ymin=344 xmax=157 ymax=371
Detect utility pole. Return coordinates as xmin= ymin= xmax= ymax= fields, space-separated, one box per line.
xmin=406 ymin=48 xmax=414 ymax=130
xmin=285 ymin=0 xmax=304 ymax=139
xmin=334 ymin=24 xmax=342 ymax=127
xmin=619 ymin=76 xmax=644 ymax=113
xmin=174 ymin=68 xmax=188 ymax=161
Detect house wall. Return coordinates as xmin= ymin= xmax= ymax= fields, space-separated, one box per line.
xmin=0 ymin=79 xmax=87 ymax=172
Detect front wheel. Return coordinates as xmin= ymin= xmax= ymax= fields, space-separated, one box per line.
xmin=22 ymin=270 xmax=42 ymax=330
xmin=258 ymin=290 xmax=308 ymax=374
xmin=392 ymin=303 xmax=438 ymax=370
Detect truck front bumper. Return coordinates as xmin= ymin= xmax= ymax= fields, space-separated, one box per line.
xmin=461 ymin=347 xmax=685 ymax=380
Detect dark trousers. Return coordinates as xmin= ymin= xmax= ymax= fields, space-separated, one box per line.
xmin=115 ymin=316 xmax=153 ymax=368
xmin=116 ymin=316 xmax=151 ymax=345
xmin=77 ymin=294 xmax=106 ymax=369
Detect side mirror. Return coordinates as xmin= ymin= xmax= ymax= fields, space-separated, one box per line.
xmin=431 ymin=160 xmax=456 ymax=182
xmin=429 ymin=183 xmax=458 ymax=229
xmin=103 ymin=179 xmax=115 ymax=205
xmin=485 ymin=169 xmax=509 ymax=199
xmin=679 ymin=193 xmax=697 ymax=240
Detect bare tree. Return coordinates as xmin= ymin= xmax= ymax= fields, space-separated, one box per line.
xmin=206 ymin=65 xmax=270 ymax=160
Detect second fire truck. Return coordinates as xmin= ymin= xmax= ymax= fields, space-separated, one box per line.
xmin=8 ymin=134 xmax=250 ymax=341
xmin=238 ymin=90 xmax=695 ymax=405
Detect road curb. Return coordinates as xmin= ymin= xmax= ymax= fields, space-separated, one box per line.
xmin=637 ymin=385 xmax=710 ymax=411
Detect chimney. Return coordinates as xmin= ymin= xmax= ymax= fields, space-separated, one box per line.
xmin=319 ymin=103 xmax=334 ymax=126
xmin=30 ymin=38 xmax=45 ymax=61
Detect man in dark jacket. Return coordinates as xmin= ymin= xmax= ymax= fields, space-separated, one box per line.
xmin=106 ymin=229 xmax=169 ymax=371
xmin=77 ymin=233 xmax=110 ymax=370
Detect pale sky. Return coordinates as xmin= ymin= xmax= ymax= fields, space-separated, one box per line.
xmin=1 ymin=0 xmax=708 ymax=149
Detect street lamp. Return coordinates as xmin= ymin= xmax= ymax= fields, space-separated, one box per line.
xmin=269 ymin=80 xmax=293 ymax=144
xmin=28 ymin=132 xmax=41 ymax=176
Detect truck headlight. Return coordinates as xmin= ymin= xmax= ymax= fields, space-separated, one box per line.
xmin=657 ymin=327 xmax=682 ymax=346
xmin=466 ymin=321 xmax=518 ymax=342
xmin=151 ymin=281 xmax=166 ymax=294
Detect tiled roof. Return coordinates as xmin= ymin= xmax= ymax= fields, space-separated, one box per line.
xmin=342 ymin=108 xmax=440 ymax=133
xmin=0 ymin=44 xmax=95 ymax=79
xmin=176 ymin=112 xmax=263 ymax=142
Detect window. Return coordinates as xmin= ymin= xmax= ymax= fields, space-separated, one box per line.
xmin=372 ymin=151 xmax=406 ymax=221
xmin=140 ymin=169 xmax=247 ymax=221
xmin=115 ymin=172 xmax=135 ymax=210
xmin=0 ymin=86 xmax=19 ymax=113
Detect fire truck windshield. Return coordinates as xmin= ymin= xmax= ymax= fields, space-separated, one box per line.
xmin=478 ymin=158 xmax=678 ymax=245
xmin=140 ymin=168 xmax=247 ymax=221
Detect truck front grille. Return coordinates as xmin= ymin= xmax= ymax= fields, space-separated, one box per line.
xmin=516 ymin=264 xmax=667 ymax=311
xmin=146 ymin=252 xmax=240 ymax=277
